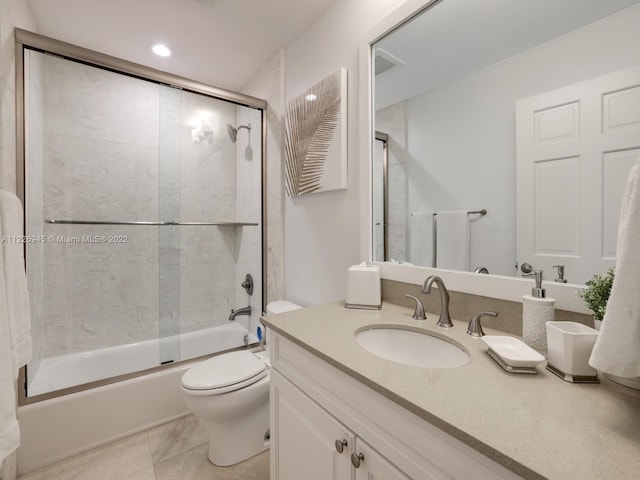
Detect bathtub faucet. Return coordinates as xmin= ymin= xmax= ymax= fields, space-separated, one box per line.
xmin=229 ymin=306 xmax=252 ymax=321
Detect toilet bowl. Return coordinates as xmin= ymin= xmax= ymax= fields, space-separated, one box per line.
xmin=180 ymin=300 xmax=301 ymax=466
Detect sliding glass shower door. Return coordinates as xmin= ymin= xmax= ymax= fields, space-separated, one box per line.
xmin=21 ymin=45 xmax=264 ymax=399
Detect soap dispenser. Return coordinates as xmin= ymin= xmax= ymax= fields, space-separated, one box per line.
xmin=521 ymin=263 xmax=555 ymax=351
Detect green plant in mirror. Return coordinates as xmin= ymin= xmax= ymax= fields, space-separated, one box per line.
xmin=578 ymin=267 xmax=615 ymax=321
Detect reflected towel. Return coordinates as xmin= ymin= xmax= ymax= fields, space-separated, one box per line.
xmin=590 ymin=160 xmax=640 ymax=377
xmin=435 ymin=210 xmax=469 ymax=271
xmin=409 ymin=212 xmax=434 ymax=267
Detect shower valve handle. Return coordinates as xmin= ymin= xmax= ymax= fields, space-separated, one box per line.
xmin=241 ymin=273 xmax=254 ymax=296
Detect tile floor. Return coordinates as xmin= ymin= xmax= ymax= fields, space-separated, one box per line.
xmin=18 ymin=415 xmax=269 ymax=480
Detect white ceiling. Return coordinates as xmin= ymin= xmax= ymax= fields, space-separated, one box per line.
xmin=26 ymin=0 xmax=337 ymax=91
xmin=375 ymin=0 xmax=640 ymax=109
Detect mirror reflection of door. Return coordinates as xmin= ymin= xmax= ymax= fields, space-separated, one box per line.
xmin=516 ymin=67 xmax=640 ymax=284
xmin=373 ymin=132 xmax=388 ymax=261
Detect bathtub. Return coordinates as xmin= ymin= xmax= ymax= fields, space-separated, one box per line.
xmin=17 ymin=323 xmax=259 ymax=474
xmin=27 ymin=323 xmax=258 ymax=396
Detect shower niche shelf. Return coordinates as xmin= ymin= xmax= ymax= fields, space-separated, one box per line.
xmin=45 ymin=219 xmax=259 ymax=226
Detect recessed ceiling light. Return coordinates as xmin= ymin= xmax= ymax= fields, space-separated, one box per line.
xmin=152 ymin=44 xmax=172 ymax=57
xmin=306 ymin=94 xmax=317 ymax=101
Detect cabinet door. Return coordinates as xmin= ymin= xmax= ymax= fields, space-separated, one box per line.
xmin=352 ymin=438 xmax=412 ymax=480
xmin=271 ymin=370 xmax=354 ymax=480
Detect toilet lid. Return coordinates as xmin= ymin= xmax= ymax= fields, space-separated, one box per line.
xmin=181 ymin=350 xmax=267 ymax=391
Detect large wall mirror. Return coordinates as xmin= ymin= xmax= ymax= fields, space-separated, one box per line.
xmin=371 ymin=0 xmax=640 ymax=288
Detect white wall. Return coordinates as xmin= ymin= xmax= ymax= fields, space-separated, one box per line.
xmin=283 ymin=0 xmax=406 ymax=306
xmin=403 ymin=3 xmax=640 ymax=276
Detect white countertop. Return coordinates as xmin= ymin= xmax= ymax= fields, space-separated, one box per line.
xmin=262 ymin=301 xmax=640 ymax=480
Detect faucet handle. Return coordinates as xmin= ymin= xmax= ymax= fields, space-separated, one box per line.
xmin=520 ymin=263 xmax=533 ymax=274
xmin=552 ymin=265 xmax=567 ymax=283
xmin=404 ymin=294 xmax=426 ymax=320
xmin=467 ymin=311 xmax=498 ymax=337
xmin=521 ymin=265 xmax=546 ymax=298
xmin=241 ymin=273 xmax=254 ymax=295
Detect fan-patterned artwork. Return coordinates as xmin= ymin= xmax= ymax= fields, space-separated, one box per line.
xmin=285 ymin=68 xmax=347 ymax=196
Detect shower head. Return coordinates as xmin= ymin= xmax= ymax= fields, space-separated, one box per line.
xmin=226 ymin=123 xmax=251 ymax=143
xmin=226 ymin=124 xmax=237 ymax=143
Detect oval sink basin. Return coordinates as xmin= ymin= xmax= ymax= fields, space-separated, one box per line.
xmin=355 ymin=326 xmax=470 ymax=368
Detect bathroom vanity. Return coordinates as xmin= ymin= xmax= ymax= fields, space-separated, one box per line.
xmin=263 ymin=302 xmax=640 ymax=480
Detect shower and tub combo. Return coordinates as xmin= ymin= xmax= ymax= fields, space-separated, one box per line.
xmin=26 ymin=323 xmax=255 ymax=396
xmin=15 ymin=28 xmax=270 ymax=472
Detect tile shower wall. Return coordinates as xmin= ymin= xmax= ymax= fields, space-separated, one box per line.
xmin=234 ymin=106 xmax=263 ymax=331
xmin=177 ymin=91 xmax=239 ymax=335
xmin=40 ymin=53 xmax=162 ymax=357
xmin=242 ymin=49 xmax=285 ymax=306
xmin=30 ymin=52 xmax=248 ymax=359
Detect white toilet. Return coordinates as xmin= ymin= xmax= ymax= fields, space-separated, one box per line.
xmin=180 ymin=300 xmax=301 ymax=466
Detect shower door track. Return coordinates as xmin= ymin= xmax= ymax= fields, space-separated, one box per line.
xmin=45 ymin=220 xmax=259 ymax=226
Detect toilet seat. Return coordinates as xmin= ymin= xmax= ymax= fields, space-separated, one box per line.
xmin=181 ymin=350 xmax=267 ymax=395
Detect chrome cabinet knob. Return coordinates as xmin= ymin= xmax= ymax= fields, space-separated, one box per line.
xmin=335 ymin=439 xmax=348 ymax=454
xmin=351 ymin=452 xmax=364 ymax=468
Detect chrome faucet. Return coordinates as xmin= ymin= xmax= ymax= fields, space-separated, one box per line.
xmin=229 ymin=306 xmax=252 ymax=321
xmin=421 ymin=275 xmax=453 ymax=328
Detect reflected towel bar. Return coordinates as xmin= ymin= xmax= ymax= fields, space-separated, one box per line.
xmin=45 ymin=220 xmax=259 ymax=226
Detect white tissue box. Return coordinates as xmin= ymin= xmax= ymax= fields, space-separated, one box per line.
xmin=345 ymin=263 xmax=381 ymax=310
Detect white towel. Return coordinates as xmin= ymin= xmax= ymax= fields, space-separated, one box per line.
xmin=435 ymin=210 xmax=469 ymax=271
xmin=409 ymin=212 xmax=434 ymax=267
xmin=589 ymin=161 xmax=640 ymax=378
xmin=0 ymin=190 xmax=32 ymax=463
xmin=0 ymin=191 xmax=32 ymax=373
xmin=0 ymin=336 xmax=19 ymax=464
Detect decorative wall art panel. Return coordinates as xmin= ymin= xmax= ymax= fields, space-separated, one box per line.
xmin=285 ymin=68 xmax=347 ymax=196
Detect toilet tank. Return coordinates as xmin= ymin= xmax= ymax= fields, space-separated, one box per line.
xmin=262 ymin=301 xmax=302 ymax=357
xmin=266 ymin=300 xmax=302 ymax=315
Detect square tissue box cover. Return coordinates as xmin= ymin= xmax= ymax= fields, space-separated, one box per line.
xmin=345 ymin=263 xmax=381 ymax=309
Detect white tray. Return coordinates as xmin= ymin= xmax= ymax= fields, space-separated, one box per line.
xmin=482 ymin=336 xmax=545 ymax=368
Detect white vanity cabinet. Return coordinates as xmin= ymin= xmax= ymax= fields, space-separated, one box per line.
xmin=269 ymin=332 xmax=525 ymax=480
xmin=271 ymin=368 xmax=353 ymax=480
xmin=271 ymin=368 xmax=411 ymax=480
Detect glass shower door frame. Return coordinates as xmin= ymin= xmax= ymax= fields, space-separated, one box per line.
xmin=15 ymin=28 xmax=268 ymax=404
